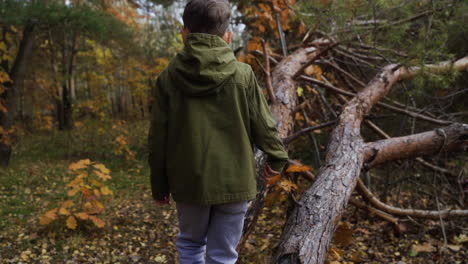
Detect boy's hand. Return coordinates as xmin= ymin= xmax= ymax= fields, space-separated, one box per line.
xmin=154 ymin=196 xmax=170 ymax=206
xmin=262 ymin=164 xmax=280 ymax=181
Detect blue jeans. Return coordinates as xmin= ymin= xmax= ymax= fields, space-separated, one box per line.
xmin=175 ymin=201 xmax=248 ymax=264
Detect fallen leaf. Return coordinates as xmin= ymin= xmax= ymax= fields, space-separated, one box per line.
xmin=39 ymin=216 xmax=54 ymax=225
xmin=411 ymin=242 xmax=436 ymax=253
xmin=447 ymin=244 xmax=461 ymax=252
xmin=89 ymin=215 xmax=105 ymax=228
xmin=59 ymin=207 xmax=70 ymax=216
xmin=66 ymin=216 xmax=77 ymax=230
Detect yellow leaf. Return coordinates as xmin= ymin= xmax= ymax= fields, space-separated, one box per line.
xmin=89 ymin=215 xmax=105 ymax=228
xmin=39 ymin=216 xmax=54 ymax=225
xmin=90 ymin=178 xmax=104 ymax=187
xmin=100 ymin=186 xmax=112 ymax=195
xmin=94 ymin=170 xmax=111 ymax=181
xmin=286 ymin=164 xmax=311 ymax=173
xmin=59 ymin=207 xmax=70 ymax=216
xmin=454 ymin=234 xmax=468 ymax=244
xmin=61 ymin=200 xmax=74 ymax=208
xmin=278 ymin=179 xmax=298 ymax=192
xmin=74 ymin=212 xmax=89 ymax=220
xmin=0 ymin=42 xmax=7 ymax=52
xmin=84 ymin=202 xmax=93 ymax=211
xmin=5 ymin=32 xmax=14 ymax=45
xmin=66 ymin=216 xmax=77 ymax=230
xmin=69 ymin=159 xmax=92 ymax=171
xmin=93 ymin=200 xmax=104 ymax=210
xmin=67 ymin=187 xmax=80 ymax=197
xmin=93 ymin=163 xmax=110 ymax=174
xmin=93 ymin=188 xmax=101 ymax=197
xmin=0 ymin=71 xmax=11 ymax=83
xmin=67 ymin=176 xmax=84 ymax=187
xmin=296 ymin=87 xmax=304 ymax=97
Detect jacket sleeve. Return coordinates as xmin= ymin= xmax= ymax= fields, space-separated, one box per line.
xmin=148 ymin=76 xmax=169 ymax=200
xmin=248 ymin=70 xmax=289 ymax=172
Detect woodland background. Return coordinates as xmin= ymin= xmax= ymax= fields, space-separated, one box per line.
xmin=0 ymin=0 xmax=467 ymax=263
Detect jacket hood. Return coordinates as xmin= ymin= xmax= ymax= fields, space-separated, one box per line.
xmin=169 ymin=33 xmax=237 ymax=97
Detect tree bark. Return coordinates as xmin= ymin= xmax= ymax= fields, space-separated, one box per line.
xmin=239 ymin=45 xmax=319 ymax=250
xmin=0 ymin=23 xmax=35 ymax=167
xmin=272 ymin=56 xmax=468 ymax=264
xmin=58 ymin=34 xmax=77 ymax=130
xmin=363 ymin=123 xmax=468 ymax=168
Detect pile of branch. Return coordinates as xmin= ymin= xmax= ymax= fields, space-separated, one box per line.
xmin=240 ymin=38 xmax=468 ymax=263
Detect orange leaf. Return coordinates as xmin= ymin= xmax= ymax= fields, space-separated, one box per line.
xmin=84 ymin=202 xmax=93 ymax=211
xmin=67 ymin=187 xmax=80 ymax=197
xmin=39 ymin=216 xmax=54 ymax=225
xmin=89 ymin=215 xmax=105 ymax=228
xmin=0 ymin=103 xmax=7 ymax=113
xmin=81 ymin=187 xmax=92 ymax=197
xmin=265 ymin=174 xmax=282 ymax=185
xmin=286 ymin=164 xmax=311 ymax=173
xmin=69 ymin=159 xmax=92 ymax=171
xmin=44 ymin=208 xmax=58 ymax=220
xmin=295 ymin=112 xmax=304 ymax=121
xmin=61 ymin=200 xmax=74 ymax=208
xmin=278 ymin=179 xmax=298 ymax=192
xmin=74 ymin=212 xmax=89 ymax=220
xmin=58 ymin=207 xmax=70 ymax=216
xmin=67 ymin=176 xmax=84 ymax=187
xmin=94 ymin=170 xmax=111 ymax=181
xmin=66 ymin=216 xmax=77 ymax=230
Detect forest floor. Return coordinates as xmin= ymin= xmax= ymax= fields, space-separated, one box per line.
xmin=0 ymin=119 xmax=466 ymax=263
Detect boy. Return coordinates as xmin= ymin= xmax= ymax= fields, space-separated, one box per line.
xmin=147 ymin=0 xmax=289 ymax=263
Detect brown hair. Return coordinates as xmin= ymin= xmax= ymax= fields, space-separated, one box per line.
xmin=182 ymin=0 xmax=231 ymax=37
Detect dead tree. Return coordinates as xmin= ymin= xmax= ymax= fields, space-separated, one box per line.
xmin=240 ymin=43 xmax=323 ymax=249
xmin=271 ymin=56 xmax=468 ymax=264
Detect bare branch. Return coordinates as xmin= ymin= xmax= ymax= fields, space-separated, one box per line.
xmin=363 ymin=123 xmax=468 ymax=168
xmin=356 ymin=178 xmax=468 ymax=219
xmin=299 ymin=75 xmax=453 ymax=126
xmin=261 ymin=39 xmax=276 ymax=103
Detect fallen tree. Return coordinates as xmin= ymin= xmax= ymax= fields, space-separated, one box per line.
xmin=271 ymin=56 xmax=468 ymax=264
xmin=240 ymin=43 xmax=322 ymax=249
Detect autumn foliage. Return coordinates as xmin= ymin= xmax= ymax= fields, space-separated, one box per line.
xmin=39 ymin=159 xmax=113 ymax=230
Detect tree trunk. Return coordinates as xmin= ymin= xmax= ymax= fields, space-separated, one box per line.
xmin=0 ymin=23 xmax=35 ymax=167
xmin=240 ymin=45 xmax=320 ymax=248
xmin=60 ymin=34 xmax=77 ymax=130
xmin=272 ymin=57 xmax=468 ymax=264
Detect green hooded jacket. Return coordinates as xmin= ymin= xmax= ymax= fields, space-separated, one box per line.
xmin=148 ymin=33 xmax=288 ymax=205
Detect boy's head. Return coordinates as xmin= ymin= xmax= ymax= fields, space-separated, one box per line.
xmin=182 ymin=0 xmax=233 ymax=44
